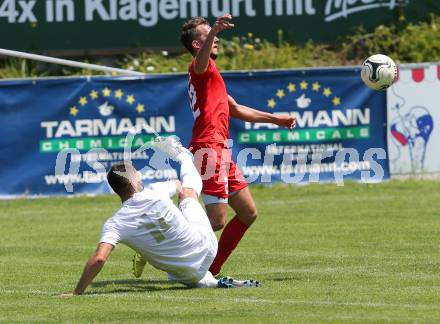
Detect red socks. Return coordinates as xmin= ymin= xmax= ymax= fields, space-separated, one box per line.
xmin=209 ymin=216 xmax=249 ymax=276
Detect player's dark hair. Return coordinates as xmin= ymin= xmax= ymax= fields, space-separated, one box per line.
xmin=181 ymin=16 xmax=210 ymax=55
xmin=107 ymin=163 xmax=136 ymax=197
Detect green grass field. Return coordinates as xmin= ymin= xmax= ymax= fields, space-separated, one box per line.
xmin=1 ymin=180 xmax=440 ymax=323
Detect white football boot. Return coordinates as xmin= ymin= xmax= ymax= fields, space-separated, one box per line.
xmin=153 ymin=135 xmax=193 ymax=162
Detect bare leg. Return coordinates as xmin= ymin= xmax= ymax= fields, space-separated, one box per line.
xmin=208 ymin=187 xmax=258 ymax=276
xmin=228 ymin=187 xmax=258 ymax=227
xmin=206 ymin=203 xmax=228 ymax=231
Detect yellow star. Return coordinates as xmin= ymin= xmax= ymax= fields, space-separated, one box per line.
xmin=287 ymin=83 xmax=296 ymax=92
xmin=126 ymin=95 xmax=135 ymax=105
xmin=78 ymin=97 xmax=88 ymax=106
xmin=312 ymin=82 xmax=321 ymax=92
xmin=90 ymin=90 xmax=98 ymax=100
xmin=267 ymin=98 xmax=276 ymax=109
xmin=332 ymin=97 xmax=341 ymax=106
xmin=136 ymin=104 xmax=145 ymax=113
xmin=300 ymin=81 xmax=308 ymax=90
xmin=323 ymin=88 xmax=332 ymax=97
xmin=276 ymin=89 xmax=285 ymax=99
xmin=102 ymin=87 xmax=111 ymax=97
xmin=115 ymin=89 xmax=124 ymax=99
xmin=69 ymin=106 xmax=78 ymax=116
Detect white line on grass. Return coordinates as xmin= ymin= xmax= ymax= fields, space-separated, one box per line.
xmin=257 ymin=195 xmax=397 ymax=205
xmin=2 ymin=288 xmax=440 ymax=311
xmin=0 ymin=289 xmax=53 ymax=296
xmin=240 ymin=267 xmax=440 ymax=280
xmin=83 ymin=294 xmax=440 ymax=311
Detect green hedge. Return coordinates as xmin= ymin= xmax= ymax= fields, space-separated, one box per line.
xmin=1 ymin=15 xmax=439 ymax=78
xmin=341 ymin=14 xmax=440 ymax=63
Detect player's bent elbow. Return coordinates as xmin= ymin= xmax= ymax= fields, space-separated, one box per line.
xmin=193 ymin=65 xmax=208 ymax=75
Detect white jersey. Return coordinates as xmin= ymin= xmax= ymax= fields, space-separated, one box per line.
xmin=100 ymin=181 xmax=217 ymax=284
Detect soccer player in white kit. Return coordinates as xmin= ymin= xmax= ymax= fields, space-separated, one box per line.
xmin=68 ymin=136 xmax=259 ymax=295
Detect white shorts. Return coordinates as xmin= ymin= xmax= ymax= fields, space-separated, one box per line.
xmin=202 ymin=190 xmax=241 ymax=205
xmin=167 ymin=198 xmax=217 ymax=285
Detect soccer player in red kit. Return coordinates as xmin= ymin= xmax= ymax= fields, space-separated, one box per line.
xmin=180 ymin=15 xmax=296 ymax=276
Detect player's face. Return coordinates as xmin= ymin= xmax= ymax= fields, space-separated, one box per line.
xmin=193 ymin=24 xmax=220 ymax=59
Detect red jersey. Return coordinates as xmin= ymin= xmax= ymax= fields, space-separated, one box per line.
xmin=188 ymin=58 xmax=229 ymax=144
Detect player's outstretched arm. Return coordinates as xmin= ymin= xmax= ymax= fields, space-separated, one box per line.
xmin=194 ymin=14 xmax=234 ymax=74
xmin=228 ymin=95 xmax=296 ymax=130
xmin=72 ymin=243 xmax=113 ymax=295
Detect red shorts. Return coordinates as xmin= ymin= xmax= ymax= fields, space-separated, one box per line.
xmin=189 ymin=142 xmax=248 ymax=199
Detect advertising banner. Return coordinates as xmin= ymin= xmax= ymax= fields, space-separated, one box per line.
xmin=226 ymin=68 xmax=389 ymax=184
xmin=0 ymin=0 xmax=438 ymax=54
xmin=0 ymin=75 xmax=190 ymax=196
xmin=387 ymin=63 xmax=440 ymax=174
xmin=0 ymin=68 xmax=388 ymax=196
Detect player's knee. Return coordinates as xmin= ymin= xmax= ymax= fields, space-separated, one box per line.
xmin=211 ymin=219 xmax=226 ymax=231
xmin=238 ymin=206 xmax=258 ymax=226
xmin=208 ymin=211 xmax=227 ymax=231
xmin=247 ymin=207 xmax=258 ymax=224
xmin=211 ymin=220 xmax=225 ymax=231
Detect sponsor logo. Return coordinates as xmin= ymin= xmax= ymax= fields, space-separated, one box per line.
xmin=324 ymin=0 xmax=409 ymax=22
xmin=239 ymin=80 xmax=370 ymax=144
xmin=39 ymin=87 xmax=175 ymax=153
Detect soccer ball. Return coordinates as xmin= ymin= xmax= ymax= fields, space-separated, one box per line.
xmin=361 ymin=54 xmax=397 ymax=90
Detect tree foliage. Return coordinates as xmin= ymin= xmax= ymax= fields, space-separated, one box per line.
xmin=0 ymin=16 xmax=439 ymax=78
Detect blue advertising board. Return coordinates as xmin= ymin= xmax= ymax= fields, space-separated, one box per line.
xmin=0 ymin=68 xmax=389 ymax=197
xmin=225 ymin=68 xmax=389 ymax=185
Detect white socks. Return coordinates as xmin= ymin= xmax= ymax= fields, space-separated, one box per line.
xmin=177 ymin=152 xmax=202 ymax=196
xmin=197 ymin=271 xmax=219 ymax=288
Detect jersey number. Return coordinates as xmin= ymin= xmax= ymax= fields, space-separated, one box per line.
xmin=188 ymin=78 xmax=200 ymax=120
xmin=140 ymin=216 xmax=170 ymax=244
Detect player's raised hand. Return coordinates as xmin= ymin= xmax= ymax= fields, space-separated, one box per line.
xmin=212 ymin=14 xmax=234 ymax=34
xmin=277 ymin=115 xmax=296 ymax=130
